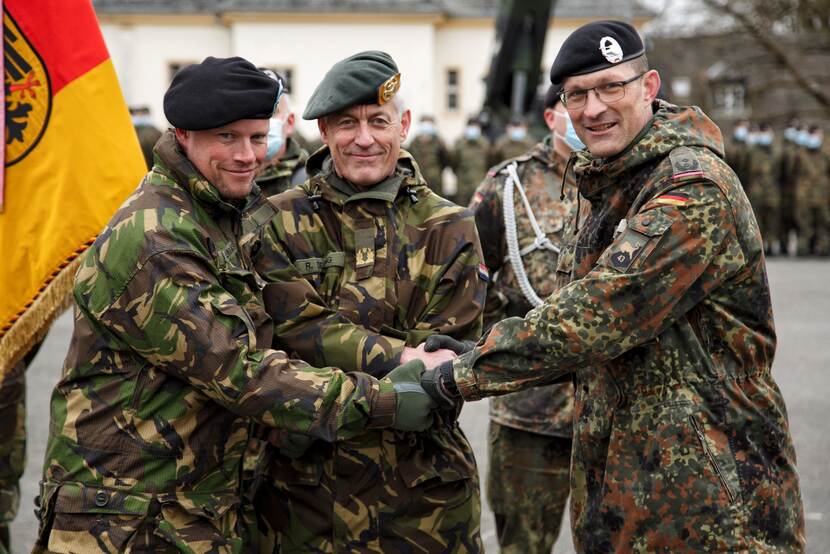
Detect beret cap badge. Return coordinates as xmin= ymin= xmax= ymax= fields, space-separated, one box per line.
xmin=599 ymin=36 xmax=624 ymax=63
xmin=378 ymin=73 xmax=401 ymax=105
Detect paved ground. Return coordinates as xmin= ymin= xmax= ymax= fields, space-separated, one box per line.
xmin=9 ymin=258 xmax=830 ymax=553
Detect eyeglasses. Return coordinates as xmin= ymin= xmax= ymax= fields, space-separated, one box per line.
xmin=559 ymin=72 xmax=647 ymax=110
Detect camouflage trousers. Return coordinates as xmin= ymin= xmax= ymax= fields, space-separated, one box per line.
xmin=487 ymin=422 xmax=571 ymax=554
xmin=795 ymin=203 xmax=830 ymax=256
xmin=0 ymin=361 xmax=26 ymax=554
xmin=754 ymin=203 xmax=782 ymax=253
xmin=255 ymin=426 xmax=482 ymax=553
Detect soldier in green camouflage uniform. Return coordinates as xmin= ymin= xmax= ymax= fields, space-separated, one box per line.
xmin=470 ymin=90 xmax=580 ymax=554
xmin=778 ymin=121 xmax=801 ymax=255
xmin=452 ymin=117 xmax=492 ymax=206
xmin=492 ymin=116 xmax=536 ymax=165
xmin=0 ymin=361 xmax=24 ymax=554
xmin=725 ymin=118 xmax=751 ymax=188
xmin=35 ymin=57 xmax=437 ymax=554
xmin=254 ymin=78 xmax=309 ymax=197
xmin=793 ymin=126 xmax=830 ymax=256
xmin=407 ymin=115 xmax=452 ymax=196
xmin=422 ymin=21 xmax=805 ymax=552
xmin=746 ymin=123 xmax=781 ymax=254
xmin=131 ymin=106 xmax=164 ymax=171
xmin=254 ymin=51 xmax=486 ymax=553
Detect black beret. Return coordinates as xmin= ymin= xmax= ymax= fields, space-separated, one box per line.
xmin=164 ymin=56 xmax=281 ymax=130
xmin=303 ymin=51 xmax=400 ymax=120
xmin=549 ymin=20 xmax=645 ymax=89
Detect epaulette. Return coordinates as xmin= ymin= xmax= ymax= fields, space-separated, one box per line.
xmin=669 ymin=146 xmax=705 ymax=182
xmin=487 ymin=152 xmax=534 ymax=178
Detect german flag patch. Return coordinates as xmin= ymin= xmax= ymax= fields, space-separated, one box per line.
xmin=653 ymin=193 xmax=690 ymax=207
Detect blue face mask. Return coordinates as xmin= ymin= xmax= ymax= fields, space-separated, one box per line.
xmin=756 ymin=133 xmax=773 ymax=147
xmin=267 ymin=118 xmax=285 ymax=160
xmin=796 ymin=130 xmax=811 ymax=146
xmin=419 ymin=122 xmax=436 ymax=136
xmin=806 ymin=135 xmax=823 ymax=150
xmin=733 ymin=126 xmax=748 ymax=142
xmin=553 ymin=110 xmax=585 ymax=150
xmin=464 ymin=125 xmax=482 ymax=140
xmin=509 ymin=127 xmax=526 ymax=141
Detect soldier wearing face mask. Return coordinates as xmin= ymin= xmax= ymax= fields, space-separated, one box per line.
xmin=793 ymin=124 xmax=830 ymax=256
xmin=493 ymin=115 xmax=536 ymax=164
xmin=726 ymin=118 xmax=751 ymax=188
xmin=452 ymin=116 xmax=493 ymax=205
xmin=746 ymin=122 xmax=781 ymax=254
xmin=406 ymin=114 xmax=452 ymax=196
xmin=255 ymin=69 xmax=309 ymax=197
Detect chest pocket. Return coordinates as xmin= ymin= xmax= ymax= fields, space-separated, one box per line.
xmin=554 ymin=241 xmax=576 ymax=289
xmin=293 ymin=251 xmax=346 ymax=305
xmin=215 ymin=242 xmax=271 ymax=350
xmin=600 ymin=209 xmax=674 ymax=274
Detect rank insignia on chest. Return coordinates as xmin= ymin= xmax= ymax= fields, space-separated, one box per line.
xmin=478 ymin=263 xmax=490 ymax=282
xmin=354 ymin=225 xmax=376 ymax=280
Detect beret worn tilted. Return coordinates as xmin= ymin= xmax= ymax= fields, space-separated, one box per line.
xmin=303 ymin=50 xmax=401 ymax=120
xmin=164 ymin=56 xmax=282 ymax=130
xmin=549 ymin=20 xmax=645 ymax=90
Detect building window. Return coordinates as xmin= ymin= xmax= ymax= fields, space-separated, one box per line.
xmin=711 ymin=80 xmax=746 ymax=116
xmin=446 ymin=68 xmax=460 ymax=111
xmin=264 ymin=66 xmax=295 ymax=93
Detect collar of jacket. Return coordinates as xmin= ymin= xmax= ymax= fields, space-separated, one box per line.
xmin=153 ymin=130 xmax=262 ymax=215
xmin=303 ymin=147 xmax=426 ymax=206
xmin=572 ymin=100 xmax=725 ymax=203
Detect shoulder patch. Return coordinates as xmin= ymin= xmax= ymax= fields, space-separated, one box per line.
xmin=670 ymin=146 xmax=704 ymax=181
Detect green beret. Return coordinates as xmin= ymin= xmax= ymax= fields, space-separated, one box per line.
xmin=303 ymin=51 xmax=401 ymax=120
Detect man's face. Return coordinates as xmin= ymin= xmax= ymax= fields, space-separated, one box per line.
xmin=562 ymin=62 xmax=660 ymax=158
xmin=175 ymin=119 xmax=268 ymax=200
xmin=319 ymin=103 xmax=410 ymax=187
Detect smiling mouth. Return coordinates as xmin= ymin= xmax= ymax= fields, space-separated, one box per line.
xmin=586 ymin=122 xmax=617 ymax=133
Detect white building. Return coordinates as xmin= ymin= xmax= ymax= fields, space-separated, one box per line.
xmin=95 ymin=0 xmax=652 ymax=142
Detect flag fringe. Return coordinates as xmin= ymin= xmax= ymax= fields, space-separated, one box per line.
xmin=0 ymin=255 xmax=81 ymax=377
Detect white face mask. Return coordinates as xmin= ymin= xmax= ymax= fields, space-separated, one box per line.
xmin=419 ymin=122 xmax=436 ymax=136
xmin=464 ymin=125 xmax=482 ymax=140
xmin=266 ymin=117 xmax=285 ymax=160
xmin=508 ymin=126 xmax=526 ymax=141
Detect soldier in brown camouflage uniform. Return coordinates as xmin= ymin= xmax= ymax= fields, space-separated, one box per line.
xmin=406 ymin=114 xmax=452 ymax=196
xmin=253 ymin=50 xmax=486 ymax=553
xmin=469 ymin=88 xmax=580 ymax=553
xmin=422 ymin=21 xmax=805 ymax=552
xmin=34 ymin=57 xmax=439 ymax=554
xmin=254 ymin=71 xmax=309 ymax=197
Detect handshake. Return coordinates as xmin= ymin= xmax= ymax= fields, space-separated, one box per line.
xmin=384 ymin=335 xmax=477 ymax=432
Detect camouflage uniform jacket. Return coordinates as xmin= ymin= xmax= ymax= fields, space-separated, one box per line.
xmin=452 ymin=101 xmax=805 ymax=552
xmin=452 ymin=136 xmax=492 ymax=206
xmin=470 ymin=137 xmax=576 ymax=437
xmin=39 ymin=131 xmax=396 ymax=553
xmin=747 ymin=143 xmax=781 ymax=208
xmin=793 ymin=146 xmax=830 ymax=207
xmin=261 ymin=148 xmax=486 ymax=551
xmin=492 ymin=135 xmax=536 ymax=166
xmin=254 ymin=136 xmax=310 ymax=198
xmin=406 ymin=134 xmax=451 ymax=195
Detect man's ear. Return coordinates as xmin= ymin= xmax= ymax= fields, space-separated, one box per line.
xmin=643 ymin=69 xmax=662 ymax=103
xmin=285 ymin=112 xmax=296 ymax=136
xmin=400 ymin=109 xmax=411 ymax=141
xmin=318 ymin=118 xmax=329 ymax=146
xmin=173 ymin=128 xmax=189 ymax=152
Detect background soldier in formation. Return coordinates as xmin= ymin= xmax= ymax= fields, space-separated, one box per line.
xmin=468 ymin=87 xmax=580 ymax=553
xmin=254 ymin=69 xmax=309 ymax=197
xmin=406 ymin=114 xmax=452 ymax=196
xmin=254 ymin=51 xmax=485 ymax=553
xmin=725 ymin=117 xmax=750 ymax=187
xmin=421 ymin=20 xmax=805 ymax=552
xmin=33 ymin=56 xmax=437 ymax=553
xmin=793 ymin=125 xmax=830 ymax=256
xmin=130 ymin=105 xmax=163 ymax=170
xmin=451 ymin=116 xmax=492 ymax=206
xmin=492 ymin=115 xmax=536 ymax=164
xmin=746 ymin=122 xmax=781 ymax=254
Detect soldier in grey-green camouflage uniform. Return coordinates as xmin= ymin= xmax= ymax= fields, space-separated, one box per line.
xmin=470 ymin=89 xmax=581 ymax=554
xmin=452 ymin=116 xmax=492 ymax=206
xmin=421 ymin=21 xmax=805 ymax=552
xmin=492 ymin=116 xmax=536 ymax=166
xmin=406 ymin=114 xmax=452 ymax=196
xmin=254 ymin=72 xmax=309 ymax=198
xmin=253 ymin=50 xmax=486 ymax=553
xmin=34 ymin=56 xmax=438 ymax=554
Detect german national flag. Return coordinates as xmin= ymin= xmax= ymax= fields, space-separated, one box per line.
xmin=0 ymin=0 xmax=146 ymax=373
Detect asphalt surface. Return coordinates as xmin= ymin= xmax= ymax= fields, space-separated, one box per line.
xmin=9 ymin=258 xmax=830 ymax=553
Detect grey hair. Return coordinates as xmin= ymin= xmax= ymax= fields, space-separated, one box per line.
xmin=392 ymin=93 xmax=406 ymax=119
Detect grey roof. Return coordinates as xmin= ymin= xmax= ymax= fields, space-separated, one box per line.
xmin=93 ymin=0 xmax=654 ymax=19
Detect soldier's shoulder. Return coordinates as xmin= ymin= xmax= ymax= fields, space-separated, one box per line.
xmin=486 ymin=151 xmax=534 ymax=178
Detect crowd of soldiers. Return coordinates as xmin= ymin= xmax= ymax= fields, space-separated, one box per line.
xmin=726 ymin=118 xmax=829 ymax=257
xmin=0 ymin=18 xmax=810 ymax=554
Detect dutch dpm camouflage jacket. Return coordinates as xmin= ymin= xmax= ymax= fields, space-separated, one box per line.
xmin=38 ymin=131 xmax=396 ymax=553
xmin=257 ymin=148 xmax=486 ymax=552
xmin=452 ymin=101 xmax=805 ymax=552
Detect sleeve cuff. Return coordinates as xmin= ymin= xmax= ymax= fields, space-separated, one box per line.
xmin=368 ymin=378 xmax=397 ymax=429
xmin=452 ymin=351 xmax=482 ymax=401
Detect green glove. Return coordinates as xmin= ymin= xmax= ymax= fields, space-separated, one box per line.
xmin=383 ymin=360 xmax=437 ymax=432
xmin=423 ymin=334 xmax=477 ymax=355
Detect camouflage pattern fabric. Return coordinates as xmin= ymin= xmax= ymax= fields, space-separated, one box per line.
xmin=405 ymin=135 xmax=451 ymax=195
xmin=470 ymin=136 xmax=576 ymax=438
xmin=491 ymin=135 xmax=536 ymax=166
xmin=254 ymin=148 xmax=486 ymax=552
xmin=724 ymin=136 xmax=750 ymax=187
xmin=255 ymin=137 xmax=310 ymax=198
xmin=37 ymin=131 xmax=397 ymax=553
xmin=452 ymin=101 xmax=805 ymax=552
xmin=777 ymin=139 xmax=800 ymax=252
xmin=746 ymin=143 xmax=782 ymax=252
xmin=793 ymin=146 xmax=830 ymax=256
xmin=451 ymin=136 xmax=492 ymax=206
xmin=487 ymin=422 xmax=571 ymax=554
xmin=0 ymin=360 xmax=25 ymax=554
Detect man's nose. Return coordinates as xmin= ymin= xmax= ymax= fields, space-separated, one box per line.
xmin=234 ymin=139 xmax=257 ymax=164
xmin=354 ymin=121 xmax=374 ymax=148
xmin=582 ymin=89 xmax=608 ymax=119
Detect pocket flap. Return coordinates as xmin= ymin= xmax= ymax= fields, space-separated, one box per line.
xmin=627 ymin=209 xmax=674 ymax=237
xmin=53 ymin=483 xmax=150 ymax=516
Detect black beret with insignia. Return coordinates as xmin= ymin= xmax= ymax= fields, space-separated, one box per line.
xmin=549 ymin=20 xmax=645 ymax=89
xmin=164 ymin=56 xmax=282 ymax=130
xmin=303 ymin=50 xmax=401 ymax=120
